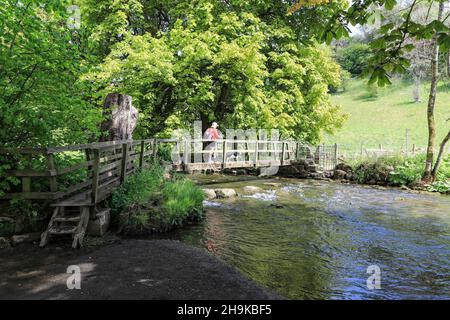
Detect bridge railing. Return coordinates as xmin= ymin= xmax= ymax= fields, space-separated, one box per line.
xmin=0 ymin=139 xmax=158 ymax=202
xmin=1 ymin=139 xmax=339 ymax=202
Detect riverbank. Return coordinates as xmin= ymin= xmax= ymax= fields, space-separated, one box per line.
xmin=0 ymin=239 xmax=280 ymax=300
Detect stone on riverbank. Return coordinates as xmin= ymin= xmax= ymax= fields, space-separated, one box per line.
xmin=215 ymin=189 xmax=237 ymax=198
xmin=202 ymin=189 xmax=217 ymax=200
xmin=11 ymin=232 xmax=41 ymax=246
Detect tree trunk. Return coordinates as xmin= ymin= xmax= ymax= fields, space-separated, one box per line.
xmin=447 ymin=51 xmax=450 ymax=78
xmin=99 ymin=93 xmax=138 ymax=141
xmin=432 ymin=129 xmax=450 ymax=180
xmin=422 ymin=1 xmax=444 ymax=183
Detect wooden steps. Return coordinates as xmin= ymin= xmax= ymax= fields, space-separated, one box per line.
xmin=40 ymin=206 xmax=90 ymax=249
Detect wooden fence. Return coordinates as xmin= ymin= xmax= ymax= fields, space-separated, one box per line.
xmin=0 ymin=139 xmax=339 ymax=203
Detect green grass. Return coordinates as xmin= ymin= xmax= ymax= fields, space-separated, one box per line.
xmin=110 ymin=163 xmax=204 ymax=234
xmin=325 ymin=79 xmax=450 ymax=152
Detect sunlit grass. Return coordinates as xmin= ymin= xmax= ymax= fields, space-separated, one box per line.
xmin=325 ymin=79 xmax=450 ymax=152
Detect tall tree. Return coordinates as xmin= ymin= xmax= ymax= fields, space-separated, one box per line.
xmin=83 ymin=0 xmax=345 ymax=142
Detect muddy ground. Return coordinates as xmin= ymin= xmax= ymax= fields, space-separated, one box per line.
xmin=0 ymin=239 xmax=280 ymax=300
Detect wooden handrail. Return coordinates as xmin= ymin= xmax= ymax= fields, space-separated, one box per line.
xmin=1 ymin=138 xmax=321 ymax=201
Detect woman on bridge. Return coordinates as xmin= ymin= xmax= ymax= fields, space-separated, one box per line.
xmin=203 ymin=122 xmax=221 ymax=163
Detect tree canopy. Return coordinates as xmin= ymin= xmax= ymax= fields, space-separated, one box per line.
xmin=83 ymin=0 xmax=344 ymax=142
xmin=2 ymin=0 xmax=450 ymax=147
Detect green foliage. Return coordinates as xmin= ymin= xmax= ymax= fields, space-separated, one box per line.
xmin=335 ymin=43 xmax=373 ymax=76
xmin=109 ymin=163 xmax=204 ymax=233
xmin=162 ymin=178 xmax=204 ymax=226
xmin=389 ymin=155 xmax=425 ymax=186
xmin=348 ymin=153 xmax=450 ymax=192
xmin=110 ymin=163 xmax=164 ymax=216
xmin=54 ymin=152 xmax=90 ymax=190
xmin=82 ymin=0 xmax=345 ymax=143
xmin=434 ymin=155 xmax=450 ymax=182
xmin=0 ymin=221 xmax=15 ymax=237
xmin=352 ymin=156 xmax=402 ymax=185
xmin=428 ymin=181 xmax=450 ymax=194
xmin=0 ymin=0 xmax=102 ymax=148
xmin=8 ymin=198 xmax=44 ymax=232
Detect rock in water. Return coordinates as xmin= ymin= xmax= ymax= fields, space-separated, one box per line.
xmin=333 ymin=169 xmax=347 ymax=180
xmin=215 ymin=189 xmax=237 ymax=198
xmin=99 ymin=93 xmax=138 ymax=141
xmin=202 ymin=189 xmax=217 ymax=200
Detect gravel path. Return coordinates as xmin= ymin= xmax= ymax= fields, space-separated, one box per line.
xmin=0 ymin=239 xmax=281 ymax=300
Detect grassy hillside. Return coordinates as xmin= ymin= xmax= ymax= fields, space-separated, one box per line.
xmin=325 ymin=79 xmax=450 ymax=153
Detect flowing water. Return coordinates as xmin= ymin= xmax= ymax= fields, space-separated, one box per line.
xmin=166 ymin=176 xmax=450 ymax=299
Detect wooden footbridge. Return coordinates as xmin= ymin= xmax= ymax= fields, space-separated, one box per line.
xmin=0 ymin=139 xmax=337 ymax=248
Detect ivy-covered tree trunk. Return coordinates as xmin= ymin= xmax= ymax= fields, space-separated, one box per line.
xmin=422 ymin=1 xmax=444 ymax=184
xmin=99 ymin=93 xmax=139 ymax=141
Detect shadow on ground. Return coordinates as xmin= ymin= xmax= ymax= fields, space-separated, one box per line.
xmin=0 ymin=239 xmax=280 ymax=300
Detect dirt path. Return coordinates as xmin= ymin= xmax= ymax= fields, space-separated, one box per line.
xmin=0 ymin=239 xmax=280 ymax=300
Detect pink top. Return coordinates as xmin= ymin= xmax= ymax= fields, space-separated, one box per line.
xmin=205 ymin=127 xmax=220 ymax=140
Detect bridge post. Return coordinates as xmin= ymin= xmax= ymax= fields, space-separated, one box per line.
xmin=139 ymin=140 xmax=145 ymax=169
xmin=91 ymin=148 xmax=100 ymax=204
xmin=183 ymin=139 xmax=189 ymax=166
xmin=153 ymin=138 xmax=158 ymax=159
xmin=281 ymin=142 xmax=285 ymax=166
xmin=120 ymin=142 xmax=129 ymax=183
xmin=222 ymin=140 xmax=227 ymax=170
xmin=45 ymin=153 xmax=58 ymax=192
xmin=254 ymin=140 xmax=259 ymax=166
xmin=22 ymin=154 xmax=31 ymax=193
xmin=334 ymin=143 xmax=339 ymax=167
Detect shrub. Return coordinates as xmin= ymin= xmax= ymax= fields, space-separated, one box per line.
xmin=110 ymin=164 xmax=204 ymax=234
xmin=428 ymin=181 xmax=450 ymax=193
xmin=349 ymin=154 xmax=450 ymax=192
xmin=352 ymin=156 xmax=402 ymax=185
xmin=162 ymin=178 xmax=204 ymax=226
xmin=0 ymin=221 xmax=15 ymax=236
xmin=109 ymin=163 xmax=164 ymax=218
xmin=5 ymin=198 xmax=47 ymax=233
xmin=335 ymin=43 xmax=373 ymax=76
xmin=388 ymin=154 xmax=425 ymax=186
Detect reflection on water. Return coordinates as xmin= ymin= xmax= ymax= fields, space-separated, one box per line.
xmin=166 ymin=177 xmax=450 ymax=299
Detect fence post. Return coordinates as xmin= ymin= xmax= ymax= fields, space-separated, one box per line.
xmin=334 ymin=143 xmax=339 ymax=167
xmin=22 ymin=154 xmax=31 ymax=193
xmin=222 ymin=140 xmax=227 ymax=169
xmin=254 ymin=140 xmax=259 ymax=166
xmin=120 ymin=143 xmax=129 ymax=183
xmin=152 ymin=138 xmax=158 ymax=159
xmin=281 ymin=142 xmax=285 ymax=166
xmin=45 ymin=152 xmax=58 ymax=193
xmin=139 ymin=140 xmax=145 ymax=169
xmin=91 ymin=148 xmax=100 ymax=204
xmin=183 ymin=139 xmax=189 ymax=165
xmin=360 ymin=143 xmax=364 ymax=157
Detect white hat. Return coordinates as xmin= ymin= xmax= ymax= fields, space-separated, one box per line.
xmin=211 ymin=122 xmax=219 ymax=128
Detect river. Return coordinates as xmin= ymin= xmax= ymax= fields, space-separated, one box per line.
xmin=164 ymin=176 xmax=450 ymax=299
